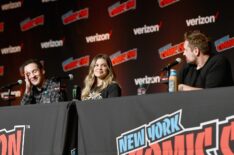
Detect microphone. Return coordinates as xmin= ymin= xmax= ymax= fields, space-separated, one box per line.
xmin=52 ymin=74 xmax=74 ymax=81
xmin=0 ymin=79 xmax=23 ymax=90
xmin=162 ymin=58 xmax=182 ymax=71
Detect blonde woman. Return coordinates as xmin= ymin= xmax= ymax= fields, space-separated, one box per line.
xmin=81 ymin=54 xmax=121 ymax=100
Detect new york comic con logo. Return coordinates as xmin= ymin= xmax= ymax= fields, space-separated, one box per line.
xmin=116 ymin=110 xmax=234 ymax=155
xmin=0 ymin=126 xmax=25 ymax=155
xmin=0 ymin=22 xmax=4 ymax=32
xmin=0 ymin=66 xmax=4 ymax=76
xmin=157 ymin=0 xmax=180 ymax=8
xmin=215 ymin=35 xmax=234 ymax=53
xmin=20 ymin=15 xmax=44 ymax=31
xmin=108 ymin=0 xmax=136 ymax=17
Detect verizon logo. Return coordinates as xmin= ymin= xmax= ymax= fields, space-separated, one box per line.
xmin=1 ymin=45 xmax=22 ymax=55
xmin=1 ymin=1 xmax=22 ymax=11
xmin=186 ymin=12 xmax=219 ymax=27
xmin=133 ymin=22 xmax=162 ymax=35
xmin=134 ymin=75 xmax=161 ymax=85
xmin=86 ymin=32 xmax=111 ymax=43
xmin=1 ymin=90 xmax=21 ymax=99
xmin=41 ymin=39 xmax=64 ymax=49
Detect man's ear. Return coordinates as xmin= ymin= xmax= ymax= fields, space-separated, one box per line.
xmin=193 ymin=47 xmax=200 ymax=56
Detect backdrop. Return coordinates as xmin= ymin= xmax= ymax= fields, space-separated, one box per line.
xmin=0 ymin=0 xmax=233 ymax=105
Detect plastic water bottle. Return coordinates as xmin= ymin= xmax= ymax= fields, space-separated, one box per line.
xmin=168 ymin=69 xmax=177 ymax=92
xmin=72 ymin=85 xmax=81 ymax=100
xmin=72 ymin=85 xmax=78 ymax=100
xmin=137 ymin=83 xmax=146 ymax=95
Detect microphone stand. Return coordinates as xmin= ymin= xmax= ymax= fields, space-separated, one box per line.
xmin=57 ymin=79 xmax=68 ymax=101
xmin=0 ymin=86 xmax=16 ymax=106
xmin=165 ymin=67 xmax=171 ymax=92
xmin=0 ymin=81 xmax=22 ymax=106
xmin=143 ymin=59 xmax=181 ymax=94
xmin=7 ymin=88 xmax=12 ymax=106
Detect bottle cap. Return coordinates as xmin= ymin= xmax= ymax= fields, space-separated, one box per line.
xmin=170 ymin=69 xmax=177 ymax=76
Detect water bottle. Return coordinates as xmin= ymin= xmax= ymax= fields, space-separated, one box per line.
xmin=71 ymin=148 xmax=77 ymax=155
xmin=72 ymin=85 xmax=78 ymax=100
xmin=72 ymin=85 xmax=81 ymax=100
xmin=137 ymin=83 xmax=146 ymax=95
xmin=168 ymin=69 xmax=177 ymax=92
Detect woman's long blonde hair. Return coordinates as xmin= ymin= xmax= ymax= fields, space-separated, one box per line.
xmin=81 ymin=54 xmax=116 ymax=100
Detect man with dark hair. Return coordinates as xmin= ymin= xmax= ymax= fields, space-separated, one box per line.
xmin=178 ymin=30 xmax=233 ymax=91
xmin=20 ymin=59 xmax=67 ymax=105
